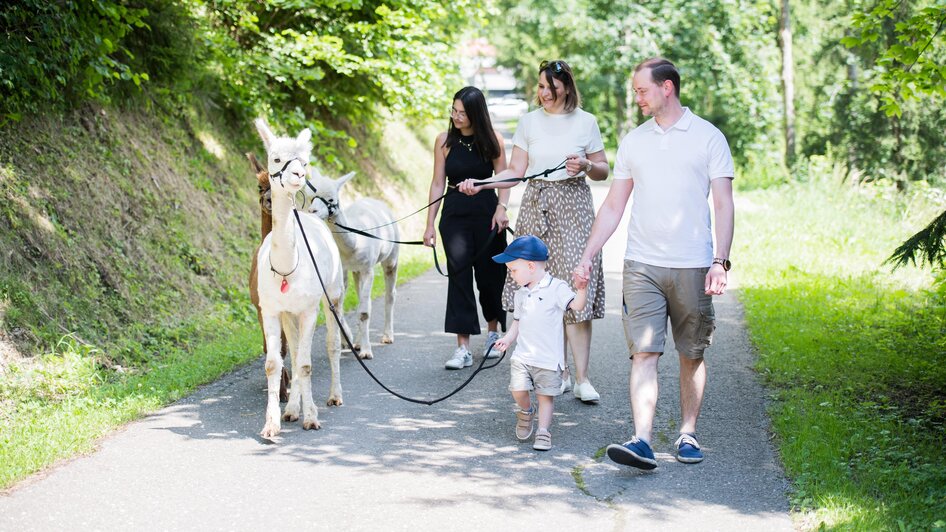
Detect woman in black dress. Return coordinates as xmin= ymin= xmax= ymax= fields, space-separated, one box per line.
xmin=424 ymin=86 xmax=510 ymax=370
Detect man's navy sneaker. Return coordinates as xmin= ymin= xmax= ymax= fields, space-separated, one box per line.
xmin=674 ymin=433 xmax=704 ymax=463
xmin=606 ymin=437 xmax=657 ymax=470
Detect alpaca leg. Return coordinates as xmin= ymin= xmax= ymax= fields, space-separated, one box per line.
xmin=260 ymin=313 xmax=284 ymax=439
xmin=259 ymin=304 xmax=290 ymax=402
xmin=323 ymin=295 xmax=344 ymax=406
xmin=295 ymin=308 xmax=321 ymax=430
xmin=349 ymin=271 xmax=362 ymax=352
xmin=355 ymin=268 xmax=374 ymax=359
xmin=281 ymin=316 xmax=302 ymax=422
xmin=339 ymin=271 xmax=355 ymax=350
xmin=279 ymin=330 xmax=290 ymax=403
xmin=381 ymin=260 xmax=398 ymax=344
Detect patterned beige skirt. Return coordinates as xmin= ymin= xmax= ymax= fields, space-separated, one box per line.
xmin=503 ymin=177 xmax=605 ymax=323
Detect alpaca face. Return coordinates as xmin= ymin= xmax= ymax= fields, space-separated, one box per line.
xmin=254 ymin=118 xmax=313 ymax=195
xmin=306 ymin=170 xmax=355 ymax=220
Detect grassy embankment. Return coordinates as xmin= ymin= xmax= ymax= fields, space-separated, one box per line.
xmin=736 ymin=159 xmax=946 ymax=530
xmin=0 ymin=104 xmax=440 ymax=490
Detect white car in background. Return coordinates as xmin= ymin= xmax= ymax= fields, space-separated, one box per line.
xmin=487 ymin=89 xmax=529 ymax=123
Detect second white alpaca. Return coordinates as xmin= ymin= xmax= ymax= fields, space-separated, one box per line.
xmin=307 ymin=170 xmax=399 ymax=360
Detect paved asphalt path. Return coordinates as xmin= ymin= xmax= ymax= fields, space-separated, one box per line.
xmin=1 ymin=180 xmax=793 ymax=531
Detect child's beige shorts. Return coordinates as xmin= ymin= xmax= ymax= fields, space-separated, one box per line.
xmin=509 ymin=358 xmax=563 ymax=396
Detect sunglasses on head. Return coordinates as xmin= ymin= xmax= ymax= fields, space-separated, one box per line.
xmin=539 ymin=60 xmax=565 ymax=74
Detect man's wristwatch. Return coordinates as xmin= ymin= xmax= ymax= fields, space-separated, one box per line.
xmin=584 ymin=160 xmax=593 ymax=174
xmin=713 ymin=257 xmax=732 ymax=271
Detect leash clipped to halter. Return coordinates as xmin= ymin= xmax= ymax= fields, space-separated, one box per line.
xmin=292 ymin=209 xmax=506 ymax=405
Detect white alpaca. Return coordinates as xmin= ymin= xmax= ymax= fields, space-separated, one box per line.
xmin=254 ymin=118 xmax=346 ymax=438
xmin=307 ymin=170 xmax=399 ymax=360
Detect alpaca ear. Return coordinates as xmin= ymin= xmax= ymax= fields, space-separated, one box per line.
xmin=338 ymin=171 xmax=356 ymax=187
xmin=296 ymin=128 xmax=312 ymax=145
xmin=254 ymin=118 xmax=275 ymax=151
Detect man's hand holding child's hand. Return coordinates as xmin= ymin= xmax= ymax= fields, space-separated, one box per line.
xmin=574 ymin=275 xmax=588 ymax=290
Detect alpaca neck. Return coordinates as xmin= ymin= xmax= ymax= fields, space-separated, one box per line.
xmin=268 ymin=189 xmax=298 ymax=272
xmin=328 ymin=209 xmax=359 ymax=253
xmin=260 ymin=209 xmax=273 ymax=240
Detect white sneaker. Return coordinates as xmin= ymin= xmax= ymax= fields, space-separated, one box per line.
xmin=484 ymin=331 xmax=502 ymax=359
xmin=575 ymin=380 xmax=600 ymax=403
xmin=445 ymin=346 xmax=473 ymax=370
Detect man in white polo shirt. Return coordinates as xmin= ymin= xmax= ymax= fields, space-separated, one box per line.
xmin=575 ymin=57 xmax=735 ymax=470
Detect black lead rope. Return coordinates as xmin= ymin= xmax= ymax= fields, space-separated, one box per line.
xmin=293 ymin=209 xmax=506 ymax=405
xmin=331 ymin=218 xmax=512 ymax=279
xmin=430 ymin=226 xmax=514 ymax=277
xmin=352 ymin=159 xmax=569 ymax=233
xmin=324 ymin=158 xmax=567 ymax=276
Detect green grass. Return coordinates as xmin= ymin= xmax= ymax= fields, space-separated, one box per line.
xmin=0 ymin=321 xmax=258 ymax=489
xmin=736 ymin=167 xmax=946 ymax=530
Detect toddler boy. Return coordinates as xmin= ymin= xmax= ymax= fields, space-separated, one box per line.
xmin=492 ymin=235 xmax=587 ymax=450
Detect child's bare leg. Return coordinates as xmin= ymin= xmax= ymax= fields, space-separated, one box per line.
xmin=536 ymin=394 xmax=554 ymax=431
xmin=512 ymin=390 xmax=532 ymax=412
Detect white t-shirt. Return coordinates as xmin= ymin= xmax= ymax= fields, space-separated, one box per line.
xmin=511 ymin=274 xmax=576 ymax=371
xmin=513 ymin=108 xmax=605 ymax=182
xmin=613 ymin=108 xmax=734 ymax=268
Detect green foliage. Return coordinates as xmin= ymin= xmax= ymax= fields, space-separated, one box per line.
xmin=189 ymin=0 xmax=478 ymax=165
xmin=836 ymin=0 xmax=946 ymax=270
xmin=737 ymin=177 xmax=946 ymax=529
xmin=1 ymin=0 xmax=479 ymax=169
xmin=842 ymin=1 xmax=946 ymax=117
xmin=487 ymin=0 xmax=785 ymax=165
xmin=0 ymin=0 xmax=151 ymax=120
xmin=785 ymin=0 xmax=946 ymax=191
xmin=888 ymin=207 xmax=946 ymax=268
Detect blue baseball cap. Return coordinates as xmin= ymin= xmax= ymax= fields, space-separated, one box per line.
xmin=492 ymin=235 xmax=549 ymax=263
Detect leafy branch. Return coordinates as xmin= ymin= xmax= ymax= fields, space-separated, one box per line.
xmin=888 ymin=208 xmax=946 ymax=268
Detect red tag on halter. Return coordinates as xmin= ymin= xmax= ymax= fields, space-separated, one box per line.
xmin=280 ymin=279 xmax=289 ymax=293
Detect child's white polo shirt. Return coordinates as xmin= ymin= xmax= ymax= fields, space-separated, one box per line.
xmin=511 ymin=273 xmax=576 ymax=371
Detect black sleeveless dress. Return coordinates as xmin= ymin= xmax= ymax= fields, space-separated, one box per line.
xmin=438 ymin=135 xmax=508 ymax=334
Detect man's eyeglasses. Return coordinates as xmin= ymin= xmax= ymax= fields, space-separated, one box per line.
xmin=449 ymin=107 xmax=467 ymax=119
xmin=539 ymin=60 xmax=565 ymax=74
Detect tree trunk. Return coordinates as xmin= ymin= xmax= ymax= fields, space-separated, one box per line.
xmin=779 ymin=0 xmax=796 ymax=167
xmin=623 ymin=24 xmax=637 ymax=134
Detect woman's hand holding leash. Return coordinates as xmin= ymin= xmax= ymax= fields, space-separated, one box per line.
xmin=565 ymin=153 xmax=588 ymax=177
xmin=492 ymin=204 xmax=509 ymax=231
xmin=458 ymin=178 xmax=482 ymax=196
xmin=423 ymin=225 xmax=437 ymax=247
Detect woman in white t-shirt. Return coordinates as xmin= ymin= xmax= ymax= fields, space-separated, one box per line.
xmin=458 ymin=60 xmax=609 ymax=403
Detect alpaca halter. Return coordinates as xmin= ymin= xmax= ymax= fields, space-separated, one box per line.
xmin=269 ymin=157 xmax=305 ymax=184
xmin=315 ymin=195 xmax=340 ymax=217
xmin=270 ymin=157 xmax=319 ymax=196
